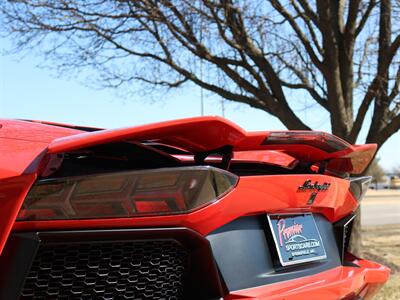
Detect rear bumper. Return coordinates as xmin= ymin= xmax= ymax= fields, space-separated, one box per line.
xmin=226 ymin=255 xmax=390 ymax=300
xmin=2 ymin=216 xmax=390 ymax=299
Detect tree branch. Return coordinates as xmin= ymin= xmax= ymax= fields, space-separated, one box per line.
xmin=270 ymin=0 xmax=325 ymax=72
xmin=355 ymin=0 xmax=377 ymax=36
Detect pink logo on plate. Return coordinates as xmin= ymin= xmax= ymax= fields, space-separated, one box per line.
xmin=277 ymin=219 xmax=303 ymax=247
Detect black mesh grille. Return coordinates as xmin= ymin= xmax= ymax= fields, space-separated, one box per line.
xmin=20 ymin=239 xmax=189 ymax=299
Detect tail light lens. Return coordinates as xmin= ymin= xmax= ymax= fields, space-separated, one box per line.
xmin=264 ymin=131 xmax=350 ymax=153
xmin=17 ymin=166 xmax=238 ymax=220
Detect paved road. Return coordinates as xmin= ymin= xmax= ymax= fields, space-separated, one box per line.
xmin=361 ymin=190 xmax=400 ymax=226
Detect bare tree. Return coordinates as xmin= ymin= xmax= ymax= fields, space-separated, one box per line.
xmin=1 ymin=0 xmax=400 ymax=254
xmin=366 ymin=158 xmax=386 ymax=188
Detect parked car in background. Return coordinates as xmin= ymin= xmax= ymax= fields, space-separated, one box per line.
xmin=0 ymin=117 xmax=389 ymax=299
xmin=390 ymin=175 xmax=400 ymax=189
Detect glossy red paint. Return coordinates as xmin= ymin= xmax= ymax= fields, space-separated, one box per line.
xmin=0 ymin=117 xmax=376 ymax=174
xmin=43 ymin=116 xmax=376 ymax=173
xmin=0 ymin=119 xmax=80 ymax=177
xmin=13 ymin=174 xmax=357 ymax=234
xmin=225 ymin=256 xmax=390 ymax=300
xmin=24 ymin=119 xmax=101 ymax=131
xmin=233 ymin=150 xmax=298 ymax=168
xmin=0 ymin=174 xmax=37 ymax=256
xmin=47 ymin=116 xmax=245 ymax=154
xmin=0 ymin=119 xmax=80 ymax=142
xmin=0 ymin=120 xmax=80 ymax=254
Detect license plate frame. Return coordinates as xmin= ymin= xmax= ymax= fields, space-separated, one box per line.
xmin=267 ymin=213 xmax=327 ymax=266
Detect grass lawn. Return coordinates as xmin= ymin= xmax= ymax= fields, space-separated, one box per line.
xmin=362 ymin=224 xmax=400 ymax=299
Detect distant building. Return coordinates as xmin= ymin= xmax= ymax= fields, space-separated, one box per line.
xmin=371 ymin=173 xmax=400 ymax=189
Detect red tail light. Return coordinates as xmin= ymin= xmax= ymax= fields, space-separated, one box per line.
xmin=17 ymin=166 xmax=238 ymax=220
xmin=264 ymin=131 xmax=350 ymax=153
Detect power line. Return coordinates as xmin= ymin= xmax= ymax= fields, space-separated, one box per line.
xmin=199 ymin=1 xmax=204 ymax=116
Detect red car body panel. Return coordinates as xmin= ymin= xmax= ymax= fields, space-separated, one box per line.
xmin=226 ymin=257 xmax=389 ymax=300
xmin=13 ymin=174 xmax=357 ymax=234
xmin=45 ymin=116 xmax=376 ymax=169
xmin=0 ymin=117 xmax=389 ymax=299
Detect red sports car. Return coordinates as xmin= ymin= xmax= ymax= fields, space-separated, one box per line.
xmin=0 ymin=117 xmax=389 ymax=299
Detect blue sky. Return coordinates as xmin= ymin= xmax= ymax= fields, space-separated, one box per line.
xmin=0 ymin=39 xmax=398 ymax=171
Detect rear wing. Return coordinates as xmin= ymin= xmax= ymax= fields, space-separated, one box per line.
xmin=48 ymin=116 xmax=376 ymax=175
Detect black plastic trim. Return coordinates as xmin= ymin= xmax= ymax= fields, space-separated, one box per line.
xmin=0 ymin=228 xmax=224 ymax=300
xmin=0 ymin=233 xmax=40 ymax=300
xmin=206 ymin=214 xmax=342 ymax=291
xmin=333 ymin=213 xmax=356 ymax=263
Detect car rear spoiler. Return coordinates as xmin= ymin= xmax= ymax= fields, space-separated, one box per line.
xmin=47 ymin=116 xmax=376 ymax=175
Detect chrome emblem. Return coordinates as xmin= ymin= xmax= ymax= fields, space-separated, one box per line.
xmin=297 ymin=180 xmax=331 ymax=204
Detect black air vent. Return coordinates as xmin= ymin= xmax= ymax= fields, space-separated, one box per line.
xmin=334 ymin=214 xmax=356 ymax=262
xmin=20 ymin=239 xmax=189 ymax=299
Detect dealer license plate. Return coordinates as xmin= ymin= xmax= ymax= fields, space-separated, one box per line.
xmin=267 ymin=213 xmax=327 ymax=266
